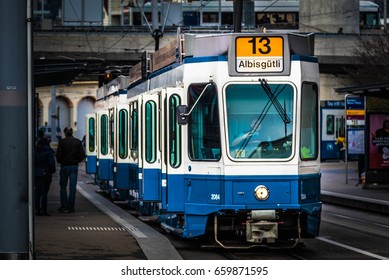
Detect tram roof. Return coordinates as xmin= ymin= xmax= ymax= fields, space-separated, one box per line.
xmin=335 ymin=82 xmax=389 ymax=99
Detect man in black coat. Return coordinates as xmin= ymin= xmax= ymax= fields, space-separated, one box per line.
xmin=35 ymin=131 xmax=56 ymax=216
xmin=55 ymin=127 xmax=85 ymax=213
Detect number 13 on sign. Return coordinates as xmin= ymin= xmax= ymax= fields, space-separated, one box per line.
xmin=235 ymin=36 xmax=284 ymax=73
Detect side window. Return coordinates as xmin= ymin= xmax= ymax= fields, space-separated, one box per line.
xmin=131 ymin=106 xmax=138 ymax=153
xmin=100 ymin=114 xmax=108 ymax=156
xmin=118 ymin=109 xmax=128 ymax=159
xmin=326 ymin=115 xmax=334 ymax=135
xmin=169 ymin=94 xmax=181 ymax=168
xmin=145 ymin=100 xmax=157 ymax=163
xmin=109 ymin=110 xmax=114 ymax=152
xmin=188 ymin=83 xmax=221 ymax=161
xmin=300 ymin=83 xmax=318 ymax=160
xmin=88 ymin=117 xmax=95 ymax=153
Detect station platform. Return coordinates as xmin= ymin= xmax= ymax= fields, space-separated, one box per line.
xmin=34 ymin=161 xmax=389 ymax=260
xmin=34 ymin=163 xmax=182 ymax=260
xmin=321 ymin=160 xmax=389 ymax=215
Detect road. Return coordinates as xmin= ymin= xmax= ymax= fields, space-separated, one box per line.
xmin=157 ymin=203 xmax=389 ymax=260
xmin=91 ymin=181 xmax=389 ymax=260
xmin=311 ymin=204 xmax=389 ymax=260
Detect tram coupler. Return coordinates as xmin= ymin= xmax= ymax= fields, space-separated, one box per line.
xmin=246 ymin=210 xmax=278 ymax=243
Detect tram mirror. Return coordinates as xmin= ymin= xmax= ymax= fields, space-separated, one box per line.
xmin=177 ymin=105 xmax=188 ymax=125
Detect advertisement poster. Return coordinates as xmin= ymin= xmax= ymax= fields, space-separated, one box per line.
xmin=369 ymin=113 xmax=389 ymax=169
xmin=347 ymin=129 xmax=364 ymax=155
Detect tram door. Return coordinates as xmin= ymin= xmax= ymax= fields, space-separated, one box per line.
xmin=96 ymin=110 xmax=113 ymax=181
xmin=140 ymin=94 xmax=161 ymax=201
xmin=164 ymin=88 xmax=185 ymax=212
xmin=113 ymin=104 xmax=131 ymax=194
xmin=85 ymin=114 xmax=97 ymax=174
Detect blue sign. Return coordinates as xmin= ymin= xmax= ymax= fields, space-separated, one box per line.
xmin=346 ymin=96 xmax=364 ymax=110
xmin=325 ymin=100 xmax=344 ymax=108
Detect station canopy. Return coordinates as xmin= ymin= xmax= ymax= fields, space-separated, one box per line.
xmin=335 ymin=82 xmax=389 ymax=100
xmin=34 ymin=63 xmax=87 ymax=87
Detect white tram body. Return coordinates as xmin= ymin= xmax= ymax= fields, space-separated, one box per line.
xmin=86 ymin=32 xmax=321 ymax=247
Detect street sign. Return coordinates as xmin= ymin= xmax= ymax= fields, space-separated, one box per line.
xmin=345 ymin=95 xmax=365 ymax=155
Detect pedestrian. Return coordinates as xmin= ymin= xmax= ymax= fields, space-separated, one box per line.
xmin=55 ymin=127 xmax=86 ymax=213
xmin=35 ymin=129 xmax=56 ymax=216
xmin=336 ymin=133 xmax=346 ymax=161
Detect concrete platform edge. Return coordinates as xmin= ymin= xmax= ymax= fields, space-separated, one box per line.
xmin=77 ymin=182 xmax=183 ymax=260
xmin=321 ymin=191 xmax=389 ymax=215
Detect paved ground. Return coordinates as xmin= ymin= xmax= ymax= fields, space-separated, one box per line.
xmin=34 ymin=169 xmax=147 ymax=260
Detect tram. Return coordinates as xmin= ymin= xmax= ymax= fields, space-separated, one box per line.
xmin=86 ymin=31 xmax=321 ymax=248
xmin=320 ymin=100 xmax=346 ymax=161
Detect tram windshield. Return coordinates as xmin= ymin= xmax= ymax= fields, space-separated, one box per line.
xmin=226 ymin=82 xmax=294 ymax=160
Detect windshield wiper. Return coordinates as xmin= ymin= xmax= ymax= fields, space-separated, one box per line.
xmin=235 ymin=80 xmax=290 ymax=158
xmin=260 ymin=78 xmax=290 ymax=124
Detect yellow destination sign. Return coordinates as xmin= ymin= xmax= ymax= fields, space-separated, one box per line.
xmin=346 ymin=109 xmax=365 ymax=116
xmin=235 ymin=36 xmax=284 ymax=73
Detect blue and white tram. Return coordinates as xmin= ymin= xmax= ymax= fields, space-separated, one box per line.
xmin=320 ymin=100 xmax=345 ymax=161
xmin=88 ymin=32 xmax=321 ymax=248
xmin=86 ymin=76 xmax=129 ymax=198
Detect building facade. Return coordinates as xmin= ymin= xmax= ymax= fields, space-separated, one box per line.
xmin=37 ymin=82 xmax=97 ymax=140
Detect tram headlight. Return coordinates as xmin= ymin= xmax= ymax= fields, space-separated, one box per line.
xmin=254 ymin=185 xmax=269 ymax=201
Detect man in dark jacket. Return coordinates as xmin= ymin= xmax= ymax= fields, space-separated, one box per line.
xmin=35 ymin=131 xmax=56 ymax=216
xmin=56 ymin=127 xmax=85 ymax=213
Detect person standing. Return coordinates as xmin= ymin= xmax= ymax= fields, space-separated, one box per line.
xmin=35 ymin=130 xmax=56 ymax=216
xmin=336 ymin=133 xmax=346 ymax=161
xmin=56 ymin=127 xmax=85 ymax=213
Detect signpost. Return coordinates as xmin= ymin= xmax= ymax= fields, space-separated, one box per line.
xmin=345 ymin=95 xmax=365 ymax=184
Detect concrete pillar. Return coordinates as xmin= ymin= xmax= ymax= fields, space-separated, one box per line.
xmin=0 ymin=0 xmax=30 ymax=259
xmin=299 ymin=0 xmax=359 ymax=34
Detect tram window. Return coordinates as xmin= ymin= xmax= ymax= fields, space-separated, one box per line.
xmin=226 ymin=83 xmax=294 ymax=160
xmin=145 ymin=101 xmax=157 ymax=163
xmin=188 ymin=83 xmax=221 ymax=161
xmin=118 ymin=109 xmax=128 ymax=159
xmin=88 ymin=117 xmax=95 ymax=153
xmin=300 ymin=83 xmax=318 ymax=160
xmin=336 ymin=116 xmax=345 ymax=138
xmin=130 ymin=106 xmax=138 ymax=155
xmin=109 ymin=111 xmax=114 ymax=151
xmin=326 ymin=115 xmax=335 ymax=135
xmin=169 ymin=94 xmax=181 ymax=168
xmin=100 ymin=114 xmax=108 ymax=156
